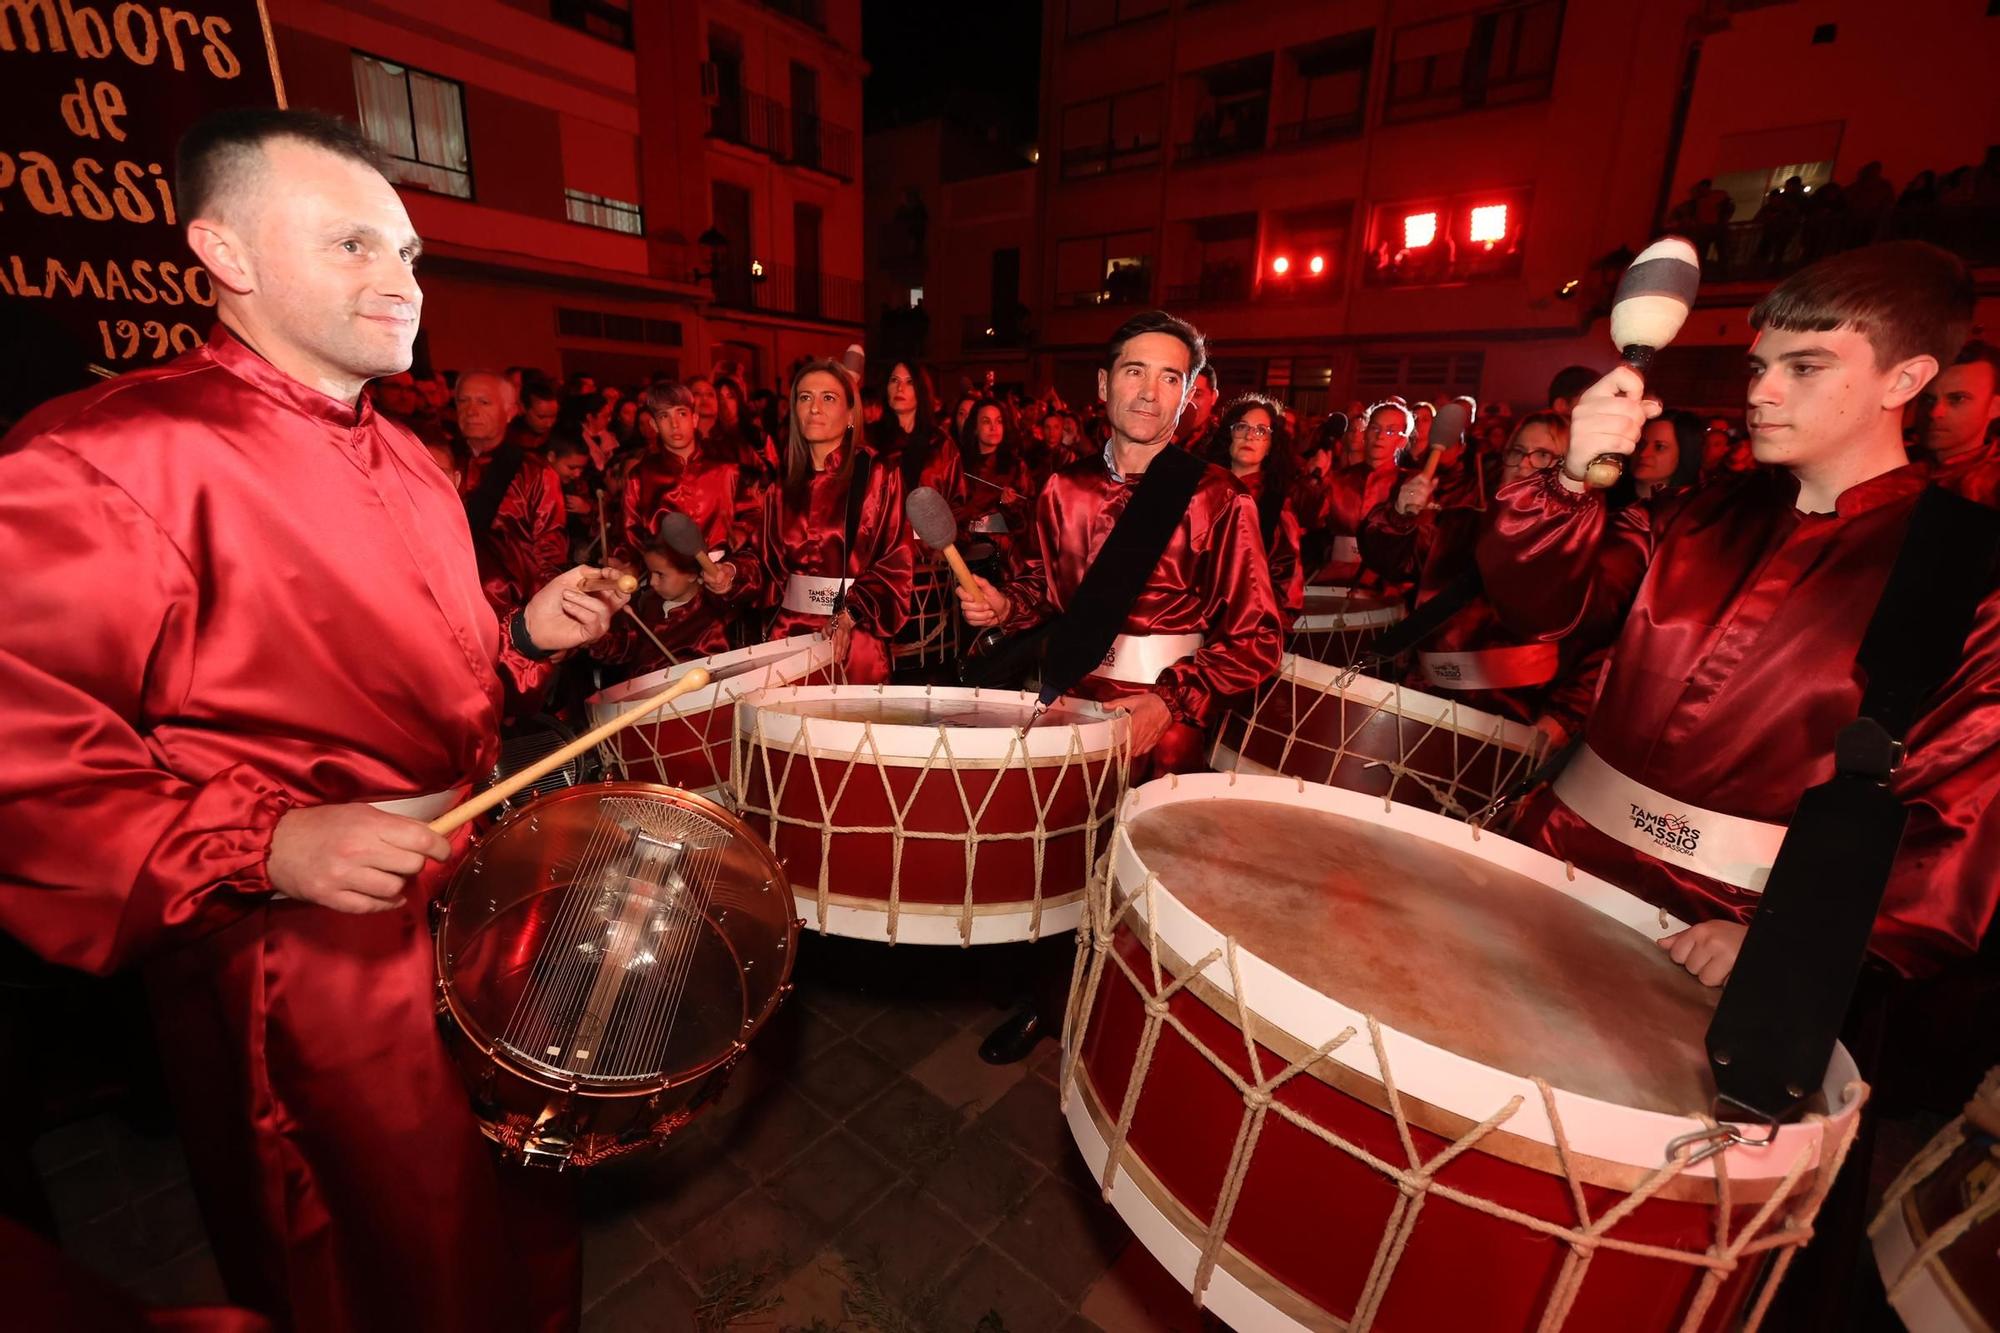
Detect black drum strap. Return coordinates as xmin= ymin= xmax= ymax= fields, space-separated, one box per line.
xmin=464 ymin=442 xmax=528 ymax=536
xmin=829 ymin=448 xmax=873 ymax=619
xmin=1036 ymin=447 xmax=1208 ymax=707
xmin=1707 ymin=486 xmax=2000 ymax=1125
xmin=1365 ymin=568 xmax=1483 ymax=662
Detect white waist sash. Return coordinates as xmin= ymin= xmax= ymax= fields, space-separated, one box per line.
xmin=1093 ymin=633 xmax=1204 ymax=686
xmin=1552 ymin=745 xmax=1786 ymax=892
xmin=1419 ymin=643 xmax=1560 ymax=692
xmin=1330 ymin=535 xmax=1361 ymax=564
xmin=782 ymin=573 xmax=846 ymax=616
xmin=368 ymin=788 xmax=460 ymax=821
xmin=970 ymin=511 xmax=1010 ymax=535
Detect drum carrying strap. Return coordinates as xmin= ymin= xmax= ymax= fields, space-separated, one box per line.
xmin=1706 ymin=486 xmax=2000 ymax=1128
xmin=463 ymin=442 xmax=529 ymax=537
xmin=1035 ymin=446 xmax=1208 ymax=707
xmin=827 ymin=448 xmax=874 ymax=620
xmin=1363 ymin=568 xmax=1484 ymax=663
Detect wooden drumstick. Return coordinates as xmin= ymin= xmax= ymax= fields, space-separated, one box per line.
xmin=1589 ymin=237 xmax=1701 ymax=488
xmin=579 ymin=569 xmax=641 ymax=595
xmin=659 ymin=512 xmax=722 ymax=577
xmin=905 ymin=485 xmax=1000 ymax=617
xmin=595 ymin=489 xmax=610 ymax=561
xmin=622 ymin=604 xmax=674 ymax=659
xmin=428 ymin=667 xmax=712 ymax=835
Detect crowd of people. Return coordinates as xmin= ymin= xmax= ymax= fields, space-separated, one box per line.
xmin=4 ymin=107 xmax=1999 ymax=1333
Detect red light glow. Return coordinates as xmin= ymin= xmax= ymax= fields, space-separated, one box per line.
xmin=1271 ymin=255 xmax=1291 ymax=275
xmin=1468 ymin=203 xmax=1509 ymax=245
xmin=1402 ymin=212 xmax=1439 ymax=249
xmin=1308 ymin=254 xmax=1326 ymax=275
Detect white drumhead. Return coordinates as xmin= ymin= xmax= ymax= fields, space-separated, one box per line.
xmin=586 ymin=637 xmax=834 ymax=727
xmin=1267 ymin=652 xmax=1546 ymax=754
xmin=1104 ymin=772 xmax=1862 ymax=1181
xmin=735 ymin=684 xmax=1126 ymax=762
xmin=1295 ymin=584 xmax=1405 ymax=631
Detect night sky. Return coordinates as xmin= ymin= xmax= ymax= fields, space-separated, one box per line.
xmin=861 ymin=0 xmax=1043 ymax=147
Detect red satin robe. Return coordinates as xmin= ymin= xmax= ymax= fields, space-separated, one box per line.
xmin=587 ymin=589 xmax=732 ymax=676
xmin=957 ymin=450 xmax=1035 ymax=567
xmin=1361 ymin=498 xmax=1605 ymax=735
xmin=620 ymin=446 xmax=743 ymax=559
xmin=876 ymin=424 xmax=965 ymax=508
xmin=1234 ymin=468 xmax=1306 ymax=622
xmin=1930 ymin=448 xmax=2000 ymax=509
xmin=999 ymin=453 xmax=1284 ymax=772
xmin=461 ymin=445 xmax=569 ymax=615
xmin=1316 ymin=461 xmax=1400 ymax=584
xmin=1477 ymin=465 xmax=2000 ymax=976
xmin=732 ymin=444 xmax=914 ymax=684
xmin=0 ymin=327 xmax=576 ymax=1333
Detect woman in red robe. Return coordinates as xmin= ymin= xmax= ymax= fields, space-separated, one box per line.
xmin=868 ymin=360 xmax=964 ymax=506
xmin=1315 ymin=399 xmax=1407 ymax=585
xmin=1361 ymin=411 xmax=1606 ymax=743
xmin=1205 ymin=393 xmax=1305 ymax=623
xmin=953 ymin=396 xmax=1036 ymax=567
xmin=717 ymin=360 xmax=914 ymax=683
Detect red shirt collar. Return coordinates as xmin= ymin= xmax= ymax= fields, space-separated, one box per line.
xmin=205 ymin=322 xmax=376 ymax=430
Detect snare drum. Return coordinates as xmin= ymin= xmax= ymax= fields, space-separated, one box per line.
xmin=588 ymin=638 xmax=835 ymax=800
xmin=1290 ymin=584 xmax=1406 ymax=669
xmin=1064 ymin=773 xmax=1865 ymax=1333
xmin=1214 ymin=653 xmax=1545 ymax=819
xmin=433 ymin=784 xmax=796 ymax=1167
xmin=733 ymin=685 xmax=1129 ymax=945
xmin=1871 ymin=1065 xmax=2000 ymax=1333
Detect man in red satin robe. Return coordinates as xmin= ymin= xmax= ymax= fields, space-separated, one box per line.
xmin=957 ymin=310 xmax=1283 ymax=774
xmin=1316 ymin=400 xmax=1408 ymax=584
xmin=619 ymin=378 xmax=743 ymax=563
xmin=0 ymin=109 xmax=626 ymax=1333
xmin=455 ymin=369 xmax=571 ymax=614
xmin=1918 ymin=338 xmax=2000 ymax=508
xmin=1477 ymin=241 xmax=1999 ymax=991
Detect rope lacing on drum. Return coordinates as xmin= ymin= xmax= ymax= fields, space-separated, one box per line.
xmin=732 ymin=687 xmax=1132 ymax=945
xmin=1868 ymin=1064 xmax=2000 ymax=1305
xmin=1218 ymin=659 xmax=1546 ymax=823
xmin=1063 ymin=824 xmax=1867 ymax=1333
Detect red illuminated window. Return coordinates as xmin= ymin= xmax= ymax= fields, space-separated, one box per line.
xmin=1308 ymin=254 xmax=1326 ymax=275
xmin=1402 ymin=211 xmax=1438 ymax=248
xmin=1467 ymin=203 xmax=1509 ymax=245
xmin=1271 ymin=255 xmax=1292 ymax=275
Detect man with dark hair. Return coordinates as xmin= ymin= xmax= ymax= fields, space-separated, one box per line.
xmin=0 ymin=108 xmax=625 ymax=1332
xmin=1919 ymin=338 xmax=2000 ymax=507
xmin=959 ymin=309 xmax=1281 ymax=1063
xmin=959 ymin=308 xmax=1281 ymax=772
xmin=618 ymin=378 xmax=742 ymax=566
xmin=507 ymin=373 xmax=561 ymax=451
xmin=1546 ymin=364 xmax=1599 ymax=417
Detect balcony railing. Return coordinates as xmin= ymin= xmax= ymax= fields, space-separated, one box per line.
xmin=1056 ymin=265 xmax=1154 ymax=308
xmin=1059 ymin=140 xmax=1163 ymax=179
xmin=1165 ymin=269 xmax=1251 ymax=304
xmin=549 ymin=0 xmax=631 ymax=47
xmin=1272 ymin=110 xmax=1365 ymax=147
xmin=761 ymin=0 xmax=825 ymax=31
xmin=1175 ymin=120 xmax=1268 ymax=165
xmin=708 ymin=91 xmax=855 ymax=180
xmin=1694 ymin=206 xmax=2000 ymax=283
xmin=711 ymin=260 xmax=862 ymax=326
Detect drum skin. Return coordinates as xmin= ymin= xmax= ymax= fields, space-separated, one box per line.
xmin=1871 ymin=1094 xmax=2000 ymax=1333
xmin=1066 ymin=774 xmax=1864 ymax=1333
xmin=734 ymin=686 xmax=1128 ymax=945
xmin=1217 ymin=655 xmax=1544 ymax=818
xmin=588 ymin=638 xmax=834 ymax=797
xmin=433 ymin=783 xmax=798 ymax=1167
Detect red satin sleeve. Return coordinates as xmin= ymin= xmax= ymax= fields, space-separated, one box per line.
xmin=0 ymin=445 xmax=288 ymax=974
xmin=1358 ymin=499 xmax=1429 ymax=585
xmin=1475 ymin=469 xmax=1658 ymax=640
xmin=732 ymin=449 xmax=914 ymax=639
xmin=1156 ymin=486 xmax=1285 ymax=727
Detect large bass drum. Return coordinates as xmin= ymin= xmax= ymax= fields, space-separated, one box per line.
xmin=434 ymin=783 xmax=797 ymax=1168
xmin=1065 ymin=773 xmax=1865 ymax=1332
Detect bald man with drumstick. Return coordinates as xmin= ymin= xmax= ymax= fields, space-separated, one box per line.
xmin=0 ymin=110 xmax=628 ymax=1333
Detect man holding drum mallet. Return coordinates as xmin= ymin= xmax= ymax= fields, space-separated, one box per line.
xmin=1479 ymin=240 xmax=2000 ymax=1330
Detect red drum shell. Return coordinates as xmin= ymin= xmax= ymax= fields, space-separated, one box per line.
xmin=1066 ymin=774 xmax=1864 ymax=1333
xmin=734 ymin=686 xmax=1129 ymax=945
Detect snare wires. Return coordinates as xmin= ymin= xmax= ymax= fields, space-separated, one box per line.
xmin=497 ymin=798 xmax=730 ymax=1082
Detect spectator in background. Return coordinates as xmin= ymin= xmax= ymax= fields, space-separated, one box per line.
xmin=1701 ymin=416 xmax=1736 ymax=476
xmin=688 ymin=375 xmax=721 ymax=441
xmin=1207 ymin=393 xmax=1304 ymax=620
xmin=558 ymin=392 xmax=617 ymax=474
xmin=508 ymin=374 xmax=560 ymax=451
xmin=454 ymin=370 xmax=569 ymax=615
xmin=1755 ymin=175 xmax=1809 ymax=272
xmin=869 ymin=361 xmax=962 ymax=505
xmin=1612 ymin=408 xmax=1705 ymax=509
xmin=1919 ymin=339 xmax=2000 ymax=508
xmin=1667 ymin=177 xmax=1736 ymax=264
xmin=1547 ymin=365 xmax=1599 ymax=418
xmin=1844 ymin=161 xmax=1896 ymax=247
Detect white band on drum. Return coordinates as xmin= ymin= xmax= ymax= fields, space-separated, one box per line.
xmin=1553 ymin=744 xmax=1786 ymax=893
xmin=1329 ymin=535 xmax=1361 ymax=565
xmin=781 ymin=573 xmax=847 ymax=616
xmin=1093 ymin=632 xmax=1204 ymax=686
xmin=1419 ymin=643 xmax=1560 ymax=692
